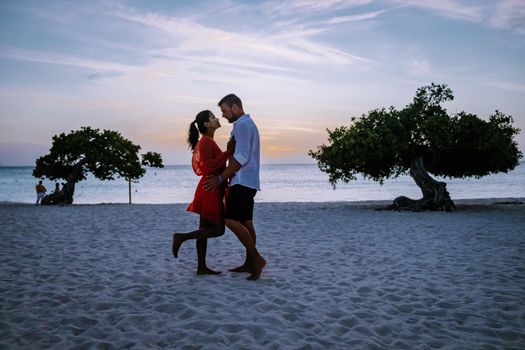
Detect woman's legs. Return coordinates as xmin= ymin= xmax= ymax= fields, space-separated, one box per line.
xmin=172 ymin=217 xmax=225 ymax=274
xmin=196 ymin=238 xmax=220 ymax=275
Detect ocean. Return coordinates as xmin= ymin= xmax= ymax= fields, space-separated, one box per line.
xmin=1 ymin=163 xmax=524 ymax=204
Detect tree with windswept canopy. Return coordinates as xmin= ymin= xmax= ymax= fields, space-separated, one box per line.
xmin=33 ymin=126 xmax=164 ymax=204
xmin=309 ymin=83 xmax=522 ymax=211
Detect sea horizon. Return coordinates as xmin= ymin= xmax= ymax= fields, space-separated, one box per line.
xmin=1 ymin=162 xmax=524 ymax=205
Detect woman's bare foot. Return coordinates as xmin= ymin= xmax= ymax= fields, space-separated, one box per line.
xmin=172 ymin=233 xmax=183 ymax=258
xmin=197 ymin=267 xmax=221 ymax=275
xmin=228 ymin=263 xmax=250 ymax=273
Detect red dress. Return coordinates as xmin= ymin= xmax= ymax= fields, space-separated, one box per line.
xmin=186 ymin=136 xmax=231 ymax=222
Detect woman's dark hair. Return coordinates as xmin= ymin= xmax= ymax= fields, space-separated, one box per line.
xmin=187 ymin=110 xmax=211 ymax=150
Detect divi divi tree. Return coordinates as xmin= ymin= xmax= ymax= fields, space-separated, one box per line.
xmin=33 ymin=126 xmax=164 ymax=204
xmin=309 ymin=83 xmax=522 ymax=211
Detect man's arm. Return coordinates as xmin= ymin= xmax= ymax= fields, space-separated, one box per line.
xmin=203 ymin=156 xmax=241 ymax=191
xmin=204 ymin=121 xmax=251 ymax=191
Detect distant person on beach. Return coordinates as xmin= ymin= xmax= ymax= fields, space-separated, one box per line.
xmin=53 ymin=182 xmax=61 ymax=194
xmin=172 ymin=110 xmax=235 ymax=275
xmin=204 ymin=94 xmax=266 ymax=281
xmin=35 ymin=180 xmax=47 ymax=205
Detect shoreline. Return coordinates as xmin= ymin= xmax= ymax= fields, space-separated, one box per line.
xmin=2 ymin=197 xmax=524 ymax=207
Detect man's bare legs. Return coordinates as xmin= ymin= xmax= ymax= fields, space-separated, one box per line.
xmin=172 ymin=217 xmax=224 ymax=275
xmin=225 ymin=218 xmax=265 ymax=280
xmin=228 ymin=220 xmax=256 ymax=273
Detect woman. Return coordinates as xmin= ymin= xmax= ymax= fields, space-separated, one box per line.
xmin=172 ymin=110 xmax=234 ymax=274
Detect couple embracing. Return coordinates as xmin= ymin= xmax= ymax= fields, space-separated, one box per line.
xmin=172 ymin=94 xmax=266 ymax=281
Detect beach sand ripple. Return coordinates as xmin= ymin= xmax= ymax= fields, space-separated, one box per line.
xmin=1 ymin=200 xmax=524 ymax=349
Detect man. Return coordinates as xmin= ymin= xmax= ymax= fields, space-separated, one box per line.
xmin=35 ymin=180 xmax=46 ymax=205
xmin=204 ymin=94 xmax=266 ymax=280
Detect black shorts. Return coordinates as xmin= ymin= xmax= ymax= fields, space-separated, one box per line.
xmin=225 ymin=185 xmax=257 ymax=221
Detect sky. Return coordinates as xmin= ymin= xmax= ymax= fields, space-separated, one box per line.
xmin=0 ymin=0 xmax=524 ymax=165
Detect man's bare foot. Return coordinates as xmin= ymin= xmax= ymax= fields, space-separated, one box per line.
xmin=228 ymin=263 xmax=250 ymax=273
xmin=247 ymin=257 xmax=266 ymax=281
xmin=197 ymin=267 xmax=221 ymax=275
xmin=172 ymin=233 xmax=183 ymax=258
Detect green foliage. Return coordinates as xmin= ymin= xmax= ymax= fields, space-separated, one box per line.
xmin=141 ymin=151 xmax=164 ymax=169
xmin=309 ymin=83 xmax=522 ymax=187
xmin=33 ymin=126 xmax=164 ymax=182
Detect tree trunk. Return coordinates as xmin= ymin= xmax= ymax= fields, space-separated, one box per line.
xmin=128 ymin=178 xmax=132 ymax=204
xmin=41 ymin=163 xmax=82 ymax=205
xmin=41 ymin=175 xmax=76 ymax=205
xmin=387 ymin=156 xmax=456 ymax=211
xmin=62 ymin=173 xmax=76 ymax=204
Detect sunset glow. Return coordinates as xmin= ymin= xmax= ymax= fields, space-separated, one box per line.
xmin=1 ymin=0 xmax=524 ymax=165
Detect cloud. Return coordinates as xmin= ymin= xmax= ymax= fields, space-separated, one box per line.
xmin=263 ymin=0 xmax=373 ymax=13
xmin=262 ymin=125 xmax=321 ymax=134
xmin=388 ymin=0 xmax=484 ymax=22
xmin=389 ymin=0 xmax=525 ymax=34
xmin=114 ymin=9 xmax=368 ymax=67
xmin=264 ymin=144 xmax=299 ymax=154
xmin=490 ymin=0 xmax=525 ymax=33
xmin=484 ymin=80 xmax=525 ymax=93
xmin=410 ymin=54 xmax=432 ymax=77
xmin=0 ymin=46 xmax=134 ymax=75
xmin=88 ymin=71 xmax=125 ymax=80
xmin=1 ymin=2 xmax=372 ymax=92
xmin=324 ymin=10 xmax=385 ymax=24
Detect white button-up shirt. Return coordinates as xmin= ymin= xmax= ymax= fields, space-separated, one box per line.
xmin=230 ymin=114 xmax=260 ymax=190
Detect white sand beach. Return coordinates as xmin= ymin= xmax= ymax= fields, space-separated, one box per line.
xmin=1 ymin=200 xmax=524 ymax=349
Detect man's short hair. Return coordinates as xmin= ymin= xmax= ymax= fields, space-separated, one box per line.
xmin=218 ymin=94 xmax=243 ymax=109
